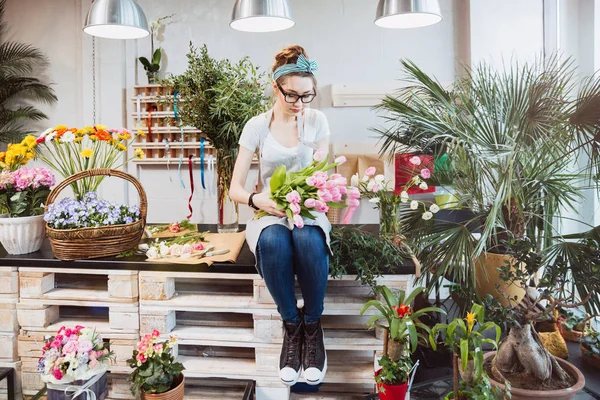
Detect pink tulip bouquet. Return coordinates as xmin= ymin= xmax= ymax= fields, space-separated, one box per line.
xmin=255 ymin=149 xmax=357 ymax=228
xmin=38 ymin=325 xmax=114 ymax=384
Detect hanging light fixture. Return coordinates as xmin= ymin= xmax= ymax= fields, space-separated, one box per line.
xmin=83 ymin=0 xmax=150 ymax=39
xmin=375 ymin=0 xmax=442 ymax=29
xmin=230 ymin=0 xmax=294 ymax=32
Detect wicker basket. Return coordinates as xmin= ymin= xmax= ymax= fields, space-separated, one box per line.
xmin=45 ymin=169 xmax=147 ymax=261
xmin=327 ymin=207 xmax=344 ymax=224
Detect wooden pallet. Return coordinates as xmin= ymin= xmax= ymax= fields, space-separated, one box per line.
xmin=0 ymin=267 xmax=19 ymax=362
xmin=0 ymin=360 xmax=22 ymax=400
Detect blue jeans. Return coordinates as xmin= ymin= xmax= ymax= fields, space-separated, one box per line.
xmin=256 ymin=224 xmax=329 ymax=325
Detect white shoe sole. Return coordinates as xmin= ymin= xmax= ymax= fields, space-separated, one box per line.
xmin=279 ymin=367 xmax=302 ymax=387
xmin=304 ymin=355 xmax=327 ymax=385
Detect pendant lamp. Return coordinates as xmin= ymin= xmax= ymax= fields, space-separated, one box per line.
xmin=375 ymin=0 xmax=442 ymax=29
xmin=83 ymin=0 xmax=150 ymax=39
xmin=230 ymin=0 xmax=295 ymax=32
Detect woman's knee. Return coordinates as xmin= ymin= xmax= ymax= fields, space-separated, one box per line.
xmin=292 ymin=226 xmax=327 ymax=254
xmin=258 ymin=224 xmax=292 ymax=253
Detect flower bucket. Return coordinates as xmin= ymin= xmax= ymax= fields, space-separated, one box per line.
xmin=0 ymin=214 xmax=45 ymax=254
xmin=47 ymin=371 xmax=108 ymax=400
xmin=375 ymin=369 xmax=408 ymax=400
xmin=141 ymin=374 xmax=185 ymax=400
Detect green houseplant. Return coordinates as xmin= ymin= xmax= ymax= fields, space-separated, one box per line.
xmin=162 ymin=44 xmax=269 ymax=232
xmin=375 ymin=57 xmax=600 ymax=397
xmin=127 ymin=330 xmax=185 ymax=399
xmin=361 ymin=285 xmax=443 ymax=400
xmin=376 ymin=56 xmax=600 ymax=314
xmin=580 ymin=329 xmax=600 ymax=369
xmin=0 ymin=0 xmax=57 ymax=144
xmin=138 ymin=14 xmax=174 ymax=84
xmin=430 ymin=303 xmax=501 ymax=399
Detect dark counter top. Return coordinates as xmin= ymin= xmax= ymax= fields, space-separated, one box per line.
xmin=0 ymin=224 xmax=415 ymax=275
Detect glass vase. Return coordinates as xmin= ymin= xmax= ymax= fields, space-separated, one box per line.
xmin=379 ymin=201 xmax=401 ymax=236
xmin=216 ymin=148 xmax=239 ymax=233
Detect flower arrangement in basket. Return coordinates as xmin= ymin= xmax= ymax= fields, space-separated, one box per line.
xmin=29 ymin=124 xmax=144 ymax=199
xmin=38 ymin=325 xmax=113 ymax=400
xmin=43 ymin=169 xmax=147 ymax=261
xmin=127 ymin=330 xmax=185 ymax=399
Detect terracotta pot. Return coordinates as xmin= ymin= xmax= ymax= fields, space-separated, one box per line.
xmin=141 ymin=374 xmax=184 ymax=400
xmin=474 ymin=252 xmax=526 ymax=307
xmin=580 ymin=344 xmax=600 ymax=369
xmin=375 ymin=369 xmax=408 ymax=400
xmin=457 ymin=357 xmax=475 ymax=384
xmin=484 ymin=352 xmax=585 ymax=400
xmin=0 ymin=214 xmax=45 ymax=255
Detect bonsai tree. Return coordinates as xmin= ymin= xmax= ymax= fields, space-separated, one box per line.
xmin=429 ymin=303 xmax=502 ymax=399
xmin=0 ymin=0 xmax=57 ymax=144
xmin=375 ymin=56 xmax=600 ymax=317
xmin=482 ymin=233 xmax=600 ymax=391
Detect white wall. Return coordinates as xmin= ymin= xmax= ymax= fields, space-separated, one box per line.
xmin=5 ymin=0 xmax=579 ymax=226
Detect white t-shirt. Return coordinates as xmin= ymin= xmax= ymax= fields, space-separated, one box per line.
xmin=238 ymin=107 xmax=331 ymax=192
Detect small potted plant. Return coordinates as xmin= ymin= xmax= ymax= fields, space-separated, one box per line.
xmin=127 ymin=330 xmax=185 ymax=399
xmin=429 ymin=304 xmax=501 ymax=400
xmin=139 ymin=14 xmax=174 ymax=84
xmin=361 ymin=286 xmax=444 ymax=400
xmin=38 ymin=325 xmax=113 ymax=400
xmin=557 ymin=306 xmax=588 ymax=342
xmin=580 ymin=329 xmax=600 ymax=369
xmin=0 ymin=139 xmax=55 ymax=254
xmin=374 ymin=354 xmax=413 ymax=400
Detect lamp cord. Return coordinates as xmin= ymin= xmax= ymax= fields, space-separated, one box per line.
xmin=92 ymin=36 xmax=97 ymax=125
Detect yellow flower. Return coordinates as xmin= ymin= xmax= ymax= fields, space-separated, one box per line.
xmin=117 ymin=133 xmax=132 ymax=141
xmin=465 ymin=312 xmax=476 ymax=333
xmin=134 ymin=148 xmax=144 ymax=159
xmin=21 ymin=135 xmax=37 ymax=149
xmin=117 ymin=143 xmax=126 ymax=151
xmin=0 ymin=152 xmax=5 ymax=162
xmin=76 ymin=129 xmax=87 ymax=136
xmin=54 ymin=124 xmax=67 ymax=130
xmin=80 ymin=148 xmax=93 ymax=158
xmin=95 ymin=124 xmax=108 ymax=131
xmin=74 ymin=137 xmax=83 ymax=143
xmin=89 ymin=135 xmax=98 ymax=141
xmin=137 ymin=128 xmax=146 ymax=138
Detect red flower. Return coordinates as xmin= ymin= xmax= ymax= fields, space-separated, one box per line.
xmin=36 ymin=136 xmax=45 ymax=144
xmin=393 ymin=304 xmax=411 ymax=318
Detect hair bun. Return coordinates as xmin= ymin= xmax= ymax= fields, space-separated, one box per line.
xmin=272 ymin=45 xmax=308 ymax=73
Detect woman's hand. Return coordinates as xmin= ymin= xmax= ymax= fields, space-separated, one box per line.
xmin=253 ymin=192 xmax=286 ymax=217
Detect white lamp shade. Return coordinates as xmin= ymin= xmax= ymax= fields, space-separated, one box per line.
xmin=83 ymin=0 xmax=150 ymax=39
xmin=231 ymin=0 xmax=295 ymax=32
xmin=375 ymin=0 xmax=442 ymax=29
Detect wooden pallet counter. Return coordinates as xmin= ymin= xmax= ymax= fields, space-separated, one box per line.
xmin=0 ymin=224 xmax=415 ymax=400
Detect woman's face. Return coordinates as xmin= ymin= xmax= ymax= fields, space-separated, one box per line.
xmin=273 ymin=75 xmax=316 ymax=117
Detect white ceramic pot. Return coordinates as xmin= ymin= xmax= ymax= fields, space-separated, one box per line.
xmin=0 ymin=214 xmax=46 ymax=255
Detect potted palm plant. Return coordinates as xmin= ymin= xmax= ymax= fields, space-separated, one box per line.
xmin=429 ymin=303 xmax=502 ymax=399
xmin=361 ymin=286 xmax=444 ymax=399
xmin=375 ymin=57 xmax=600 ymax=398
xmin=162 ymin=44 xmax=269 ymax=233
xmin=376 ymin=56 xmax=600 ymax=313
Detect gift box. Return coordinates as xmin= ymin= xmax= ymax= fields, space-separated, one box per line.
xmin=394 ymin=153 xmax=436 ymax=195
xmin=47 ymin=372 xmax=108 ymax=400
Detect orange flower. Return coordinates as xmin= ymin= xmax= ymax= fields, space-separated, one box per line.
xmin=96 ymin=130 xmax=111 ymax=141
xmin=55 ymin=128 xmax=68 ymax=137
xmin=392 ymin=304 xmax=411 ymax=318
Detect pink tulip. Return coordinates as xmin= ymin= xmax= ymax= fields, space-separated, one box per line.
xmin=348 ymin=198 xmax=360 ymax=207
xmin=290 ymin=203 xmax=301 ymax=215
xmin=293 ymin=215 xmax=305 ymax=228
xmin=306 ymin=176 xmax=315 ymax=186
xmin=193 ymin=242 xmax=204 ymax=251
xmin=335 ymin=156 xmax=346 ymax=165
xmin=152 ymin=329 xmax=160 ymax=338
xmin=53 ymin=368 xmax=64 ymax=380
xmin=330 ymin=173 xmax=342 ymax=180
xmin=326 ymin=180 xmax=337 ymax=190
xmin=304 ymin=198 xmax=316 ymax=208
xmin=364 ymin=167 xmax=376 ymax=177
xmin=315 ymin=200 xmax=329 ymax=213
xmin=338 ymin=186 xmax=347 ymax=195
xmin=318 ymin=189 xmax=333 ymax=203
xmin=420 ymin=168 xmax=431 ymax=179
xmin=347 ymin=186 xmax=360 ymax=199
xmin=312 ymin=172 xmax=327 ymax=189
xmin=313 ymin=148 xmax=325 ymax=162
xmin=372 ymin=183 xmax=380 ymax=193
xmin=335 ymin=176 xmax=347 ymax=186
xmin=285 ymin=190 xmax=301 ymax=204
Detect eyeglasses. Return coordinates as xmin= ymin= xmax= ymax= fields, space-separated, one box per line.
xmin=277 ymin=83 xmax=316 ymax=104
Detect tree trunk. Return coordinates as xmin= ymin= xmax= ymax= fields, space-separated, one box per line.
xmin=492 ymin=323 xmax=570 ymax=385
xmin=386 ymin=338 xmax=405 ymax=362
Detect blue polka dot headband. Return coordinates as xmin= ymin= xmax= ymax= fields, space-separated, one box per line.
xmin=273 ymin=54 xmax=318 ymax=81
